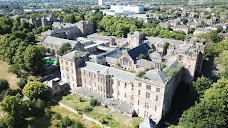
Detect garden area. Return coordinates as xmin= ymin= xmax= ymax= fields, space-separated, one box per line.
xmin=53 ymin=93 xmax=142 ymax=128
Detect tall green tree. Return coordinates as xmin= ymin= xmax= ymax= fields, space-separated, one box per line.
xmin=22 ymin=81 xmax=49 ymax=99
xmin=193 ymin=76 xmax=212 ymax=98
xmin=57 ymin=43 xmax=72 ymax=55
xmin=179 ymin=78 xmax=228 ymax=128
xmin=23 ymin=45 xmax=45 ymax=74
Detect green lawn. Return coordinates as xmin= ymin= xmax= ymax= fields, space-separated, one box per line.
xmin=54 ymin=94 xmax=142 ymax=128
xmin=0 ymin=61 xmax=19 ymax=90
xmin=24 ymin=105 xmax=101 ymax=128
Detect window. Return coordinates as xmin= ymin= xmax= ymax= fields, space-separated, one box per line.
xmin=146 ymin=92 xmax=150 ymax=99
xmin=146 ymin=85 xmax=151 ymax=90
xmin=136 ymin=65 xmax=139 ymax=68
xmin=124 ymin=83 xmax=127 ymax=88
xmin=155 ymin=106 xmax=157 ymax=111
xmin=65 ymin=61 xmax=68 ymax=65
xmin=131 ymin=95 xmax=133 ymax=100
xmin=66 ymin=67 xmax=69 ymax=72
xmin=72 ymin=69 xmax=74 ymax=73
xmin=138 ymin=82 xmax=142 ymax=87
xmin=118 ymin=91 xmax=120 ymax=95
xmin=118 ymin=81 xmax=120 ymax=86
xmin=138 ymin=100 xmax=140 ymax=105
xmin=156 ymin=95 xmax=158 ymax=101
xmin=156 ymin=88 xmax=160 ymax=92
xmin=67 ymin=75 xmax=69 ymax=79
xmin=71 ymin=63 xmax=73 ymax=66
xmin=62 ymin=66 xmax=64 ymax=70
xmin=94 ymin=74 xmax=96 ymax=78
xmin=124 ymin=93 xmax=126 ymax=97
xmin=84 ymin=70 xmax=86 ymax=75
xmin=61 ymin=60 xmax=63 ymax=63
xmin=145 ymin=102 xmax=149 ymax=108
xmin=138 ymin=90 xmax=141 ymax=95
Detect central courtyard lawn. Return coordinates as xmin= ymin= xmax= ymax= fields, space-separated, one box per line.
xmin=0 ymin=61 xmax=19 ymax=90
xmin=54 ymin=93 xmax=142 ymax=128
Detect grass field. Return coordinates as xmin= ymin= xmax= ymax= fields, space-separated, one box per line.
xmin=0 ymin=61 xmax=19 ymax=90
xmin=54 ymin=94 xmax=142 ymax=128
xmin=24 ymin=105 xmax=101 ymax=128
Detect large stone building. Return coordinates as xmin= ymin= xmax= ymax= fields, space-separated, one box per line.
xmin=41 ymin=20 xmax=94 ymax=40
xmin=58 ymin=34 xmax=205 ymax=123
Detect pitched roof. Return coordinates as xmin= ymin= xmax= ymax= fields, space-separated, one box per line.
xmin=149 ymin=51 xmax=162 ymax=59
xmin=136 ymin=59 xmax=154 ymax=67
xmin=127 ymin=43 xmax=151 ymax=62
xmin=81 ymin=62 xmax=136 ymax=83
xmin=43 ymin=36 xmax=79 ymax=49
xmin=144 ymin=69 xmax=167 ymax=84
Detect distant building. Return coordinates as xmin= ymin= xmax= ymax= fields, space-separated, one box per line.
xmin=98 ymin=0 xmax=104 ymax=6
xmin=102 ymin=5 xmax=144 ymax=15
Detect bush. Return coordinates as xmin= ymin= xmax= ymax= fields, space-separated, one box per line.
xmin=53 ymin=113 xmax=62 ymax=120
xmin=89 ymin=98 xmax=97 ymax=107
xmin=17 ymin=78 xmax=27 ymax=88
xmin=74 ymin=121 xmax=83 ymax=128
xmin=83 ymin=106 xmax=93 ymax=113
xmin=44 ymin=108 xmax=52 ymax=117
xmin=61 ymin=116 xmax=73 ymax=127
xmin=78 ymin=97 xmax=83 ymax=102
xmin=99 ymin=116 xmax=107 ymax=124
xmin=0 ymin=79 xmax=9 ymax=91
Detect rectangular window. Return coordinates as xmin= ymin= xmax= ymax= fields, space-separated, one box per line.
xmin=72 ymin=69 xmax=73 ymax=73
xmin=145 ymin=102 xmax=149 ymax=108
xmin=138 ymin=83 xmax=142 ymax=87
xmin=124 ymin=83 xmax=127 ymax=88
xmin=155 ymin=106 xmax=157 ymax=111
xmin=146 ymin=92 xmax=150 ymax=99
xmin=146 ymin=85 xmax=151 ymax=90
xmin=118 ymin=91 xmax=120 ymax=95
xmin=71 ymin=63 xmax=73 ymax=66
xmin=156 ymin=95 xmax=158 ymax=101
xmin=65 ymin=61 xmax=68 ymax=65
xmin=118 ymin=81 xmax=120 ymax=86
xmin=124 ymin=93 xmax=126 ymax=97
xmin=66 ymin=67 xmax=69 ymax=72
xmin=156 ymin=88 xmax=160 ymax=92
xmin=131 ymin=95 xmax=133 ymax=100
xmin=138 ymin=100 xmax=140 ymax=105
xmin=138 ymin=90 xmax=141 ymax=95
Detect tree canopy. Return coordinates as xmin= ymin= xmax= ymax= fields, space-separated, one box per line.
xmin=179 ymin=78 xmax=228 ymax=128
xmin=22 ymin=81 xmax=49 ymax=99
xmin=57 ymin=42 xmax=72 ymax=55
xmin=193 ymin=76 xmax=212 ymax=98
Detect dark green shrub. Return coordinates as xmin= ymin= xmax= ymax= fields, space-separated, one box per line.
xmin=89 ymin=98 xmax=97 ymax=107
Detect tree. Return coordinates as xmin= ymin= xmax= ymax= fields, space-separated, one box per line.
xmin=214 ymin=50 xmax=228 ymax=78
xmin=22 ymin=81 xmax=49 ymax=99
xmin=17 ymin=78 xmax=27 ymax=88
xmin=0 ymin=79 xmax=9 ymax=91
xmin=0 ymin=94 xmax=25 ymax=127
xmin=57 ymin=43 xmax=72 ymax=55
xmin=179 ymin=78 xmax=228 ymax=128
xmin=139 ymin=54 xmax=145 ymax=59
xmin=23 ymin=45 xmax=45 ymax=74
xmin=193 ymin=76 xmax=212 ymax=98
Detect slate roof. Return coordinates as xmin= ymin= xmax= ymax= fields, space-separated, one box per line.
xmin=43 ymin=36 xmax=79 ymax=49
xmin=149 ymin=51 xmax=162 ymax=59
xmin=128 ymin=43 xmax=151 ymax=62
xmin=62 ymin=50 xmax=87 ymax=60
xmin=144 ymin=69 xmax=167 ymax=84
xmin=81 ymin=62 xmax=136 ymax=83
xmin=146 ymin=37 xmax=184 ymax=46
xmin=136 ymin=59 xmax=154 ymax=67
